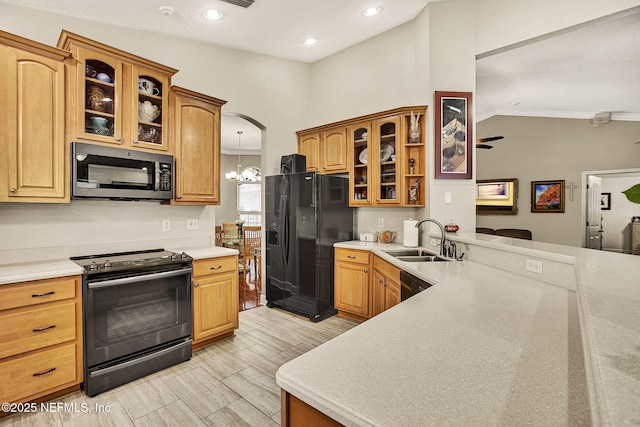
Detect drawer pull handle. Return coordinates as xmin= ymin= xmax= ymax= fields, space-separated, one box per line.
xmin=210 ymin=265 xmax=222 ymax=270
xmin=32 ymin=291 xmax=55 ymax=298
xmin=33 ymin=368 xmax=56 ymax=377
xmin=33 ymin=325 xmax=56 ymax=332
xmin=347 ymin=255 xmax=356 ymax=259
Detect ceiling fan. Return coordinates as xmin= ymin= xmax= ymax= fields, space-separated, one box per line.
xmin=476 ymin=136 xmax=504 ymax=149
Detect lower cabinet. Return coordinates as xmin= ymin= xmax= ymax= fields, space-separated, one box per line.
xmin=281 ymin=390 xmax=342 ymax=427
xmin=372 ymin=256 xmax=401 ymax=317
xmin=0 ymin=275 xmax=82 ymax=407
xmin=334 ymin=248 xmax=402 ymax=322
xmin=334 ymin=248 xmax=371 ymax=322
xmin=192 ymin=256 xmax=239 ymax=347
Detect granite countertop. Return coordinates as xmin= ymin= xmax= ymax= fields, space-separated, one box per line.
xmin=0 ymin=245 xmax=238 ymax=285
xmin=276 ymin=238 xmax=640 ymax=426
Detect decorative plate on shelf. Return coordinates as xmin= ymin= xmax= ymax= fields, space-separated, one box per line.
xmin=359 ymin=148 xmax=368 ymax=164
xmin=380 ymin=143 xmax=394 ymax=162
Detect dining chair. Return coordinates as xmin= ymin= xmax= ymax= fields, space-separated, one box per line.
xmin=242 ymin=226 xmax=262 ymax=304
xmin=215 ymin=225 xmax=223 ymax=246
xmin=222 ymin=222 xmax=238 ymax=240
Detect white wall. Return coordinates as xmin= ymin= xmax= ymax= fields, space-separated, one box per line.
xmin=476 ymin=116 xmax=640 ymax=246
xmin=601 ymin=175 xmax=640 ymax=253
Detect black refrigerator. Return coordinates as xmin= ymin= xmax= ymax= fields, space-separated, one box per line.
xmin=265 ymin=172 xmax=354 ymax=322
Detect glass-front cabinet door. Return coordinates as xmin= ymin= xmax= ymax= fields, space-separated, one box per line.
xmin=348 ymin=123 xmax=371 ymax=206
xmin=78 ymin=49 xmax=122 ymax=145
xmin=374 ymin=116 xmax=401 ymax=206
xmin=132 ymin=65 xmax=170 ymax=151
xmin=59 ymin=31 xmax=177 ymax=152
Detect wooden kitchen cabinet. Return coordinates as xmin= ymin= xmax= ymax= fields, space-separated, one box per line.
xmin=299 ymin=106 xmax=426 ymax=206
xmin=298 ymin=132 xmax=320 ymax=172
xmin=192 ymin=256 xmax=239 ymax=348
xmin=0 ymin=30 xmax=72 ymax=203
xmin=0 ymin=275 xmax=82 ymax=407
xmin=58 ymin=30 xmax=178 ymax=152
xmin=169 ymin=86 xmax=227 ymax=205
xmin=334 ymin=248 xmax=371 ymax=322
xmin=372 ymin=255 xmax=401 ymax=316
xmin=296 ymin=128 xmax=348 ymax=174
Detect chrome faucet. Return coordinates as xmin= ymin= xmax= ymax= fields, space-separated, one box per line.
xmin=415 ymin=218 xmax=446 ymax=256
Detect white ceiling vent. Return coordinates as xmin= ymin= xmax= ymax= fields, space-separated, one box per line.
xmin=220 ymin=0 xmax=255 ymax=7
xmin=589 ymin=111 xmax=611 ymax=127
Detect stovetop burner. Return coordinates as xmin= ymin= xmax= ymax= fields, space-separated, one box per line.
xmin=71 ymin=248 xmax=192 ymax=275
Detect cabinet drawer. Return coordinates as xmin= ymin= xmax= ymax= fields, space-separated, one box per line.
xmin=0 ymin=342 xmax=77 ymax=404
xmin=373 ymin=256 xmax=400 ymax=284
xmin=0 ymin=276 xmax=77 ymax=311
xmin=335 ymin=248 xmax=369 ymax=264
xmin=0 ymin=301 xmax=77 ymax=359
xmin=193 ymin=256 xmax=237 ymax=277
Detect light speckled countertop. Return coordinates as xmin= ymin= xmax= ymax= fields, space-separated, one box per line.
xmin=0 ymin=245 xmax=238 ymax=285
xmin=276 ymin=238 xmax=640 ymax=426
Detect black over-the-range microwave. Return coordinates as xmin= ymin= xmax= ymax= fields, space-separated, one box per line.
xmin=71 ymin=142 xmax=174 ymax=201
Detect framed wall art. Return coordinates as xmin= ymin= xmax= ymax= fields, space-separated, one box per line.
xmin=601 ymin=192 xmax=611 ymax=210
xmin=531 ymin=180 xmax=565 ymax=213
xmin=476 ymin=178 xmax=518 ymax=215
xmin=435 ymin=91 xmax=472 ymax=179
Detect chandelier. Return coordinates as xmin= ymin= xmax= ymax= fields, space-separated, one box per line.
xmin=225 ymin=131 xmax=244 ymax=183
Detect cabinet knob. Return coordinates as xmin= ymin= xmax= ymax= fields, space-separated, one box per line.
xmin=376 ymin=198 xmax=380 ymax=202
xmin=194 ymin=282 xmax=199 ymax=287
xmin=133 ymin=140 xmax=139 ymax=144
xmin=9 ymin=188 xmax=17 ymax=194
xmin=177 ymin=195 xmax=182 ymax=200
xmin=364 ymin=268 xmax=369 ymax=273
xmin=115 ymin=137 xmax=122 ymax=142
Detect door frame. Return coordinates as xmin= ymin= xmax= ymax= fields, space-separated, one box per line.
xmin=581 ymin=167 xmax=640 ymax=248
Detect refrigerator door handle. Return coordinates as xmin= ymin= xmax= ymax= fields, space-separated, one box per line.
xmin=278 ymin=194 xmax=287 ymax=266
xmin=283 ymin=194 xmax=290 ymax=264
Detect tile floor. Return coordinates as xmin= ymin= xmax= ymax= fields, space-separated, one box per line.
xmin=0 ymin=306 xmax=358 ymax=427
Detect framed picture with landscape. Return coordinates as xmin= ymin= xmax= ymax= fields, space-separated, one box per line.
xmin=476 ymin=178 xmax=518 ymax=215
xmin=435 ymin=91 xmax=472 ymax=180
xmin=531 ymin=180 xmax=565 ymax=213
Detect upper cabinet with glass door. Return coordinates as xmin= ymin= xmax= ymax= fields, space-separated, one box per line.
xmin=57 ymin=31 xmax=178 ymax=152
xmin=300 ymin=106 xmax=426 ymax=207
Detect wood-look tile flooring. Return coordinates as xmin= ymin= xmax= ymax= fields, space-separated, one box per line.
xmin=1 ymin=306 xmax=358 ymax=427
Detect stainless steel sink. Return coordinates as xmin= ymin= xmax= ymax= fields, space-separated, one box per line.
xmin=381 ymin=249 xmax=451 ymax=262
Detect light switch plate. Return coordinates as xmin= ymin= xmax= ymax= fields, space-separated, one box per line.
xmin=162 ymin=220 xmax=171 ymax=232
xmin=378 ymin=218 xmax=384 ymax=228
xmin=444 ymin=192 xmax=452 ymax=204
xmin=526 ymin=258 xmax=543 ymax=274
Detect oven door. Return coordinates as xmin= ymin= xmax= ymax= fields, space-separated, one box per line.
xmin=84 ymin=267 xmax=192 ymax=367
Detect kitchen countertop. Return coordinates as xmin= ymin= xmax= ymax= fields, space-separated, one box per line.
xmin=276 ymin=238 xmax=640 ymax=426
xmin=0 ymin=245 xmax=238 ymax=285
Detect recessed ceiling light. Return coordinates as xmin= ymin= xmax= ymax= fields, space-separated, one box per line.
xmin=362 ymin=6 xmax=381 ymax=17
xmin=303 ymin=38 xmax=318 ymax=46
xmin=203 ymin=9 xmax=223 ymax=20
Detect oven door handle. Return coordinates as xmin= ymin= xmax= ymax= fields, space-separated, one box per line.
xmin=87 ymin=268 xmax=192 ymax=289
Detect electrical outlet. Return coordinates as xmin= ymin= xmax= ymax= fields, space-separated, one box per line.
xmin=187 ymin=219 xmax=198 ymax=230
xmin=378 ymin=218 xmax=384 ymax=228
xmin=526 ymin=258 xmax=543 ymax=274
xmin=162 ymin=220 xmax=171 ymax=232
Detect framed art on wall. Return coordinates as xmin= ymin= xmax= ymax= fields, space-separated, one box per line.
xmin=531 ymin=180 xmax=565 ymax=213
xmin=435 ymin=91 xmax=472 ymax=179
xmin=601 ymin=192 xmax=611 ymax=210
xmin=476 ymin=178 xmax=518 ymax=215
